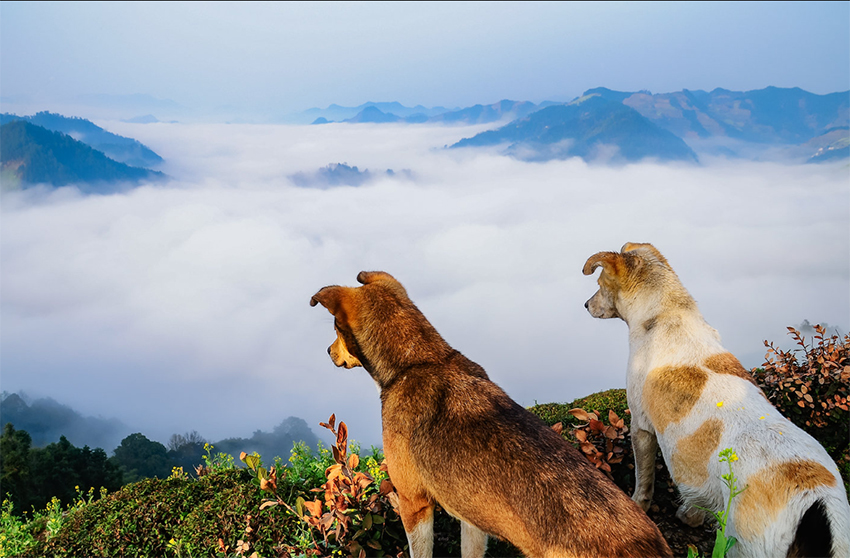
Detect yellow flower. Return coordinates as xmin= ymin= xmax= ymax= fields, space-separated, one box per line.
xmin=717 ymin=401 xmax=724 ymax=407
xmin=731 ymin=454 xmax=738 ymax=461
xmin=759 ymin=416 xmax=765 ymax=420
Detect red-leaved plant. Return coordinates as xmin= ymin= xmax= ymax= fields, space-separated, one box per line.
xmin=252 ymin=415 xmax=405 ymax=558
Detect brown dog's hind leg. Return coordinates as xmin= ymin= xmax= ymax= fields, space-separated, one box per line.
xmin=398 ymin=494 xmax=435 ymax=558
xmin=461 ymin=521 xmax=487 ymax=558
xmin=632 ymin=427 xmax=659 ymax=511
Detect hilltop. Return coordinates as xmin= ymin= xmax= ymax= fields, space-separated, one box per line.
xmin=1 ymin=111 xmax=163 ymax=168
xmin=0 ymin=120 xmax=165 ymax=191
xmin=452 ymin=95 xmax=698 ymax=163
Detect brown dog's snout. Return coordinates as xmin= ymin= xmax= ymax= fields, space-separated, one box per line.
xmin=584 ymin=300 xmax=589 ymax=309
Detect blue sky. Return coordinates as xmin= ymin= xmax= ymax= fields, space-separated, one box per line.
xmin=2 ymin=1 xmax=848 ymax=118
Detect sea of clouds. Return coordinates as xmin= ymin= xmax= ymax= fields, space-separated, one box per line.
xmin=2 ymin=122 xmax=848 ymax=448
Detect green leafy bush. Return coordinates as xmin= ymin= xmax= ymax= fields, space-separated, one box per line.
xmin=528 ymin=388 xmax=630 ymax=428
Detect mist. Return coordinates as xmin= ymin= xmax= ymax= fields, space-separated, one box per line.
xmin=1 ymin=122 xmax=847 ymax=449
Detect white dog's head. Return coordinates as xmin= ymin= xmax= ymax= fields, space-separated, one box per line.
xmin=582 ymin=242 xmax=692 ymax=324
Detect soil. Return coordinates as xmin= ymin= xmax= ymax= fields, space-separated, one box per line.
xmin=644 ymin=460 xmax=717 ymax=557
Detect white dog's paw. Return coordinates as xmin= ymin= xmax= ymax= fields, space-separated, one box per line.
xmin=676 ymin=504 xmax=706 ymax=527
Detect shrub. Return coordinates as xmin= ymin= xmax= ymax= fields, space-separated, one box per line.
xmin=752 ymin=324 xmax=850 ymax=494
xmin=528 ymin=388 xmax=629 ymax=428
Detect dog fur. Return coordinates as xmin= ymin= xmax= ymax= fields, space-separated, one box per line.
xmin=583 ymin=243 xmax=850 ymax=558
xmin=312 ymin=271 xmax=672 ymax=558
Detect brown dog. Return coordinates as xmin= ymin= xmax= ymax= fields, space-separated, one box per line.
xmin=311 ymin=271 xmax=671 ymax=558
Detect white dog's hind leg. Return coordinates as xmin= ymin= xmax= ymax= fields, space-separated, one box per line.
xmin=460 ymin=521 xmax=488 ymax=558
xmin=631 ymin=428 xmax=659 ymax=511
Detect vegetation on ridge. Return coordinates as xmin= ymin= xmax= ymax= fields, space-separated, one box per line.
xmin=1 ymin=326 xmax=847 ymax=557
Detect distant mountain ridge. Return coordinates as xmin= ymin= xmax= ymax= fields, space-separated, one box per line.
xmin=1 ymin=111 xmax=163 ymax=168
xmin=296 ymin=99 xmax=560 ymax=125
xmin=450 ymin=86 xmax=848 ymax=162
xmin=1 ymin=120 xmax=166 ymax=190
xmin=0 ymin=392 xmax=130 ymax=451
xmin=452 ymin=95 xmax=698 ymax=163
xmin=586 ymin=86 xmax=849 ymax=144
xmin=295 ymin=86 xmax=848 ymax=163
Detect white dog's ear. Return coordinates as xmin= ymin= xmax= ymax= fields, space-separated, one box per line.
xmin=583 ymin=251 xmax=624 ymax=276
xmin=621 ymin=242 xmax=671 ymax=267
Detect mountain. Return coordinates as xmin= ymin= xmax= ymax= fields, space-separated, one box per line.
xmin=585 ymin=86 xmax=849 ymax=145
xmin=291 ymin=100 xmax=561 ymax=125
xmin=1 ymin=111 xmax=163 ymax=168
xmin=290 ymin=163 xmax=410 ymax=188
xmin=805 ymin=127 xmax=850 ymax=163
xmin=452 ymin=95 xmax=698 ymax=163
xmin=343 ymin=106 xmax=403 ymax=123
xmin=0 ymin=120 xmax=166 ymax=190
xmin=289 ymin=101 xmax=455 ymax=124
xmin=211 ymin=417 xmax=321 ymax=463
xmin=429 ymin=99 xmax=545 ymax=124
xmin=0 ymin=392 xmax=130 ymax=452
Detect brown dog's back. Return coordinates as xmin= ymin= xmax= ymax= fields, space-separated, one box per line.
xmin=384 ymin=353 xmax=669 ymax=557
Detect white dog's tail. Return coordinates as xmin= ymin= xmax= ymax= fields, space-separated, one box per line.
xmin=788 ymin=497 xmax=850 ymax=558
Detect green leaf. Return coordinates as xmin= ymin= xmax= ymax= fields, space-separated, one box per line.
xmin=363 ymin=513 xmax=373 ymax=530
xmin=243 ymin=454 xmax=260 ymax=471
xmin=372 ymin=514 xmax=385 ymax=524
xmin=711 ymin=531 xmax=728 ymax=558
xmin=295 ymin=496 xmax=305 ymax=517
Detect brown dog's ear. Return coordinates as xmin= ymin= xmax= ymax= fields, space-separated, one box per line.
xmin=583 ymin=251 xmax=623 ymax=276
xmin=310 ymin=286 xmax=343 ymax=314
xmin=356 ymin=271 xmax=397 ymax=285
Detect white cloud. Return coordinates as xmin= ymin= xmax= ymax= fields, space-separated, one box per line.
xmin=2 ymin=122 xmax=848 ymax=449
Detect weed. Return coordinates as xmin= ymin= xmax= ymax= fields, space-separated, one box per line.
xmin=687 ymin=448 xmax=747 ymax=558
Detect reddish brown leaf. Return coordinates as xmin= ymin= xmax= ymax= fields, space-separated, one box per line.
xmin=304 ymin=499 xmax=323 ymax=518
xmin=551 ymin=422 xmax=564 ymax=435
xmin=568 ymin=408 xmax=590 ymax=421
xmin=337 ymin=422 xmax=348 ymax=455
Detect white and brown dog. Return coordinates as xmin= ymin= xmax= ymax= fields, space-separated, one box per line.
xmin=583 ymin=243 xmax=850 ymax=558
